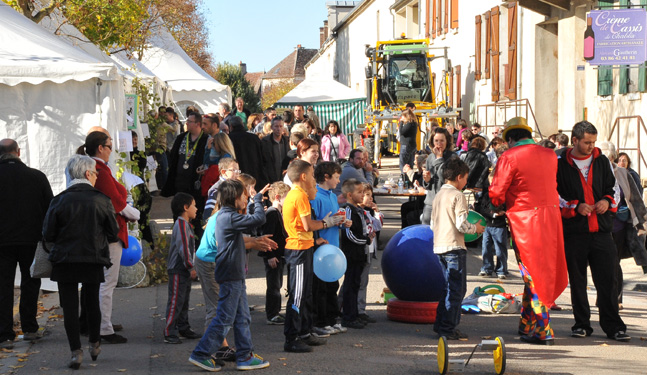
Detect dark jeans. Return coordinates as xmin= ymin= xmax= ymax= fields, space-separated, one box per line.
xmin=313 ymin=276 xmax=340 ymax=327
xmin=263 ymin=257 xmax=285 ymax=320
xmin=284 ymin=248 xmax=313 ymax=342
xmin=164 ymin=272 xmax=192 ymax=337
xmin=0 ymin=245 xmax=40 ymax=341
xmin=481 ymin=226 xmax=509 ymax=275
xmin=341 ymin=262 xmax=364 ymax=322
xmin=434 ymin=250 xmax=467 ymax=335
xmin=564 ymin=232 xmax=626 ymax=336
xmin=191 ymin=280 xmax=252 ymax=362
xmin=59 ymin=282 xmax=100 ymax=351
xmin=399 ymin=144 xmax=416 ymax=171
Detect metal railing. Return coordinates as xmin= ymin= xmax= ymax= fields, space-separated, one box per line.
xmin=476 ymin=98 xmax=543 ymax=139
xmin=607 ymin=115 xmax=647 ymax=178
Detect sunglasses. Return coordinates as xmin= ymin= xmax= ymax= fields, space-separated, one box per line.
xmin=103 ymin=144 xmax=112 ymax=150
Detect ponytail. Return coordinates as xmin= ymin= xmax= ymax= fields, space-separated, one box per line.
xmin=76 ymin=144 xmax=87 ymax=155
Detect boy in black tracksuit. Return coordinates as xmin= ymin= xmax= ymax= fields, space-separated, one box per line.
xmin=556 ymin=121 xmax=629 ymax=341
xmin=340 ymin=179 xmax=370 ymax=329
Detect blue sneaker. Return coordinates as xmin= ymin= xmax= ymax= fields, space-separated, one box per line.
xmin=189 ymin=356 xmax=221 ymax=372
xmin=236 ymin=353 xmax=270 ymax=370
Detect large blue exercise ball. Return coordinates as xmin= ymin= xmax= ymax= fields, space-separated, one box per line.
xmin=121 ymin=236 xmax=142 ymax=267
xmin=313 ymin=244 xmax=347 ymax=282
xmin=381 ymin=225 xmax=444 ymax=302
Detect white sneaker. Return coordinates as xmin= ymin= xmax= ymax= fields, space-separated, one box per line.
xmin=324 ymin=326 xmax=339 ymax=335
xmin=311 ymin=327 xmax=331 ymax=338
xmin=333 ymin=323 xmax=348 ymax=333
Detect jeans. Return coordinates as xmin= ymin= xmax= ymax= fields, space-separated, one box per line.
xmin=191 ymin=280 xmax=252 ymax=362
xmin=481 ymin=226 xmax=509 ymax=275
xmin=433 ymin=250 xmax=467 ymax=335
xmin=399 ymin=144 xmax=416 ymax=171
xmin=0 ymin=245 xmax=41 ymax=341
xmin=194 ymin=257 xmax=219 ymax=331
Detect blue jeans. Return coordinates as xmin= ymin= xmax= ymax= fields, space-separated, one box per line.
xmin=191 ymin=280 xmax=252 ymax=362
xmin=433 ymin=250 xmax=467 ymax=335
xmin=481 ymin=226 xmax=509 ymax=275
xmin=399 ymin=144 xmax=416 ymax=171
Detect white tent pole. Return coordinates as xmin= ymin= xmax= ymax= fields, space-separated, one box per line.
xmin=96 ymin=79 xmax=103 ymax=124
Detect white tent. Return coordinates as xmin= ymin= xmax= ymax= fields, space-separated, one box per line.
xmin=140 ymin=28 xmax=231 ymax=114
xmin=277 ymin=78 xmax=366 ymax=137
xmin=0 ymin=3 xmax=121 ymax=194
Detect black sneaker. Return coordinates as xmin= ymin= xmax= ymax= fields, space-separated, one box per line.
xmin=341 ymin=320 xmax=365 ymax=329
xmin=164 ymin=335 xmax=182 ymax=344
xmin=101 ymin=333 xmax=128 ymax=344
xmin=609 ymin=331 xmax=631 ymax=342
xmin=444 ymin=330 xmax=469 ymax=340
xmin=179 ymin=329 xmax=201 ymax=339
xmin=571 ymin=328 xmax=590 ymax=338
xmin=266 ymin=315 xmax=285 ymax=325
xmin=284 ymin=339 xmax=313 ymax=353
xmin=214 ymin=346 xmax=236 ymax=362
xmin=358 ymin=313 xmax=376 ymax=323
xmin=300 ymin=334 xmax=327 ymax=346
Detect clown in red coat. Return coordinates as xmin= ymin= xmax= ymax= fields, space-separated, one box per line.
xmin=489 ymin=117 xmax=568 ymax=346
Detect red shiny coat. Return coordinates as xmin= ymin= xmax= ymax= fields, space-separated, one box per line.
xmin=94 ymin=160 xmax=129 ymax=247
xmin=489 ymin=142 xmax=567 ymax=306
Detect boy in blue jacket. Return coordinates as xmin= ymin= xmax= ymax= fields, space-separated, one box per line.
xmin=189 ymin=180 xmax=270 ymax=371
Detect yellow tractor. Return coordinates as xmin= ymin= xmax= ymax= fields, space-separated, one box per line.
xmin=360 ymin=38 xmax=460 ymax=163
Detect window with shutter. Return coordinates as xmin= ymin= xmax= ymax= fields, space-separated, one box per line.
xmin=451 ymin=0 xmax=459 ymax=29
xmin=491 ymin=6 xmax=500 ymax=101
xmin=506 ymin=2 xmax=517 ymax=100
xmin=437 ymin=0 xmax=443 ymax=36
xmin=432 ymin=0 xmax=437 ymax=38
xmin=485 ymin=11 xmax=491 ymax=79
xmin=444 ymin=0 xmax=449 ymax=34
xmin=475 ymin=15 xmax=481 ymax=80
xmin=456 ymin=65 xmax=462 ymax=108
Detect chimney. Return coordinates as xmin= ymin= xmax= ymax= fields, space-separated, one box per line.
xmin=297 ymin=44 xmax=302 ymax=49
xmin=323 ymin=20 xmax=329 ymax=41
xmin=320 ymin=27 xmax=325 ymax=48
xmin=239 ymin=61 xmax=247 ymax=75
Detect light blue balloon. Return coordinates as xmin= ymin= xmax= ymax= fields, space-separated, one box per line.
xmin=313 ymin=244 xmax=347 ymax=282
xmin=121 ymin=235 xmax=142 ymax=267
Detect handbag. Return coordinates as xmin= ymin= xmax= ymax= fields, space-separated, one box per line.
xmin=30 ymin=242 xmax=52 ymax=278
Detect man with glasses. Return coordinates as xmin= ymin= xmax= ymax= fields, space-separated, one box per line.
xmin=0 ymin=139 xmax=53 ymax=349
xmin=262 ymin=117 xmax=290 ymax=183
xmin=163 ymin=111 xmax=208 ymax=235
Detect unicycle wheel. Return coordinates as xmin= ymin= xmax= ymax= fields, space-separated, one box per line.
xmin=493 ymin=336 xmax=506 ymax=375
xmin=438 ymin=336 xmax=449 ymax=375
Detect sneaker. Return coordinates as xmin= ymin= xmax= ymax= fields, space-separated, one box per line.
xmin=609 ymin=331 xmax=631 ymax=342
xmin=101 ymin=333 xmax=127 ymax=344
xmin=189 ymin=356 xmax=221 ymax=372
xmin=444 ymin=330 xmax=469 ymax=340
xmin=358 ymin=313 xmax=376 ymax=323
xmin=210 ymin=355 xmax=226 ymax=367
xmin=236 ymin=353 xmax=270 ymax=370
xmin=266 ymin=315 xmax=285 ymax=325
xmin=214 ymin=346 xmax=237 ymax=362
xmin=311 ymin=326 xmax=331 ymax=338
xmin=23 ymin=331 xmax=43 ymax=341
xmin=179 ymin=329 xmax=201 ymax=339
xmin=497 ymin=274 xmax=507 ymax=280
xmin=341 ymin=320 xmax=365 ymax=329
xmin=478 ymin=271 xmax=492 ymax=277
xmin=571 ymin=328 xmax=589 ymax=338
xmin=284 ymin=339 xmax=313 ymax=353
xmin=0 ymin=339 xmax=14 ymax=349
xmin=332 ymin=323 xmax=347 ymax=333
xmin=300 ymin=334 xmax=327 ymax=346
xmin=324 ymin=325 xmax=339 ymax=335
xmin=164 ymin=335 xmax=182 ymax=344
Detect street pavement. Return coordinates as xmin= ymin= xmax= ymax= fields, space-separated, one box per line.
xmin=2 ymin=157 xmax=646 ymax=375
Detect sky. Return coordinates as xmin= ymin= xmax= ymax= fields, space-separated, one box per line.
xmin=202 ymin=0 xmax=330 ymax=73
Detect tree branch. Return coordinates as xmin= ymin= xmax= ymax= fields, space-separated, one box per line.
xmin=32 ymin=0 xmax=68 ymax=24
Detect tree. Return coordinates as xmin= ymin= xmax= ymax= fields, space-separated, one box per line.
xmin=214 ymin=63 xmax=262 ymax=113
xmin=261 ymin=80 xmax=299 ymax=110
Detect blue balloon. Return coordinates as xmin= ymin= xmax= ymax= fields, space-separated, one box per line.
xmin=381 ymin=225 xmax=445 ymax=302
xmin=313 ymin=244 xmax=347 ymax=282
xmin=121 ymin=235 xmax=142 ymax=267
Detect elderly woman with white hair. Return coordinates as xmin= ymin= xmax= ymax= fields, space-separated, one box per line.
xmin=598 ymin=141 xmax=647 ymax=308
xmin=42 ymin=155 xmax=119 ymax=369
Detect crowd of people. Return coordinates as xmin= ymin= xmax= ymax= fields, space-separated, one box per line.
xmin=1 ymin=100 xmax=646 ymax=371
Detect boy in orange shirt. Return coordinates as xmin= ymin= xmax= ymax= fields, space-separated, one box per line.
xmin=282 ymin=160 xmax=344 ymax=353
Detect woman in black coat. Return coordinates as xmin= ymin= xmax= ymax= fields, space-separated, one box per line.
xmin=460 ymin=136 xmax=491 ymax=190
xmin=42 ymin=155 xmax=119 ymax=369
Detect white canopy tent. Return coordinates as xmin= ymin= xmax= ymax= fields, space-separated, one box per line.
xmin=277 ymin=78 xmax=366 ymax=138
xmin=0 ymin=3 xmax=122 ymax=195
xmin=140 ymin=28 xmax=231 ymax=115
